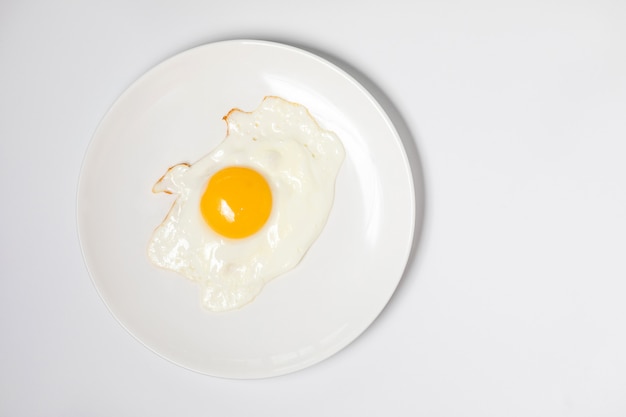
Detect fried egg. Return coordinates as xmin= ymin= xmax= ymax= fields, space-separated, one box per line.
xmin=147 ymin=96 xmax=345 ymax=312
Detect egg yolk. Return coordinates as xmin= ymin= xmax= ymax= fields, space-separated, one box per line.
xmin=200 ymin=166 xmax=272 ymax=239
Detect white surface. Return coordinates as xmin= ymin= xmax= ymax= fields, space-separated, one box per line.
xmin=2 ymin=0 xmax=626 ymax=415
xmin=77 ymin=40 xmax=414 ymax=378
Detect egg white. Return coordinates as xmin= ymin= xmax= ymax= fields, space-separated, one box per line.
xmin=148 ymin=96 xmax=345 ymax=312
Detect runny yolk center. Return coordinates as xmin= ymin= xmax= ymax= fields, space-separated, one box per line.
xmin=200 ymin=166 xmax=272 ymax=239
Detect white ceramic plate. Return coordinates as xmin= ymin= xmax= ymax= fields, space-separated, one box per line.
xmin=77 ymin=40 xmax=414 ymax=379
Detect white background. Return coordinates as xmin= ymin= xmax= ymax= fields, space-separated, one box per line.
xmin=1 ymin=0 xmax=626 ymax=415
